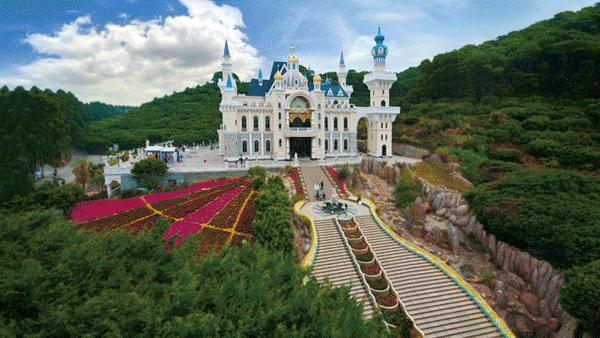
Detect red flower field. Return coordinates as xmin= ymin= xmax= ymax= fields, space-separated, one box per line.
xmin=72 ymin=177 xmax=255 ymax=254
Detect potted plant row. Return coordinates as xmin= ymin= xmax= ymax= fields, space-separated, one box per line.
xmin=337 ymin=216 xmax=415 ymax=337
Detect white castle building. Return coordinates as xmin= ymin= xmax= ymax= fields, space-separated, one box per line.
xmin=217 ymin=28 xmax=399 ymax=161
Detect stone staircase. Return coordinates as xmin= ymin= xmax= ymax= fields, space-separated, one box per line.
xmin=354 ymin=214 xmax=504 ymax=337
xmin=299 ymin=165 xmax=336 ymax=201
xmin=311 ymin=218 xmax=377 ymax=319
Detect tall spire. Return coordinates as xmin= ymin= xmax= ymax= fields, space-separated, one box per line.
xmin=258 ymin=69 xmax=263 ymax=81
xmin=339 ymin=51 xmax=345 ymax=66
xmin=223 ymin=40 xmax=230 ymax=57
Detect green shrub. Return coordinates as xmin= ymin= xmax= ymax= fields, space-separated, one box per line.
xmin=393 ymin=170 xmax=420 ymax=209
xmin=560 ymin=260 xmax=600 ymax=335
xmin=465 ymin=170 xmax=600 ymax=268
xmin=131 ymin=158 xmax=168 ymax=191
xmin=0 ymin=210 xmax=386 ymax=337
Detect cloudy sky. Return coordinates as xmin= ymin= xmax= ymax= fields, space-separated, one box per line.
xmin=0 ymin=0 xmax=596 ymax=105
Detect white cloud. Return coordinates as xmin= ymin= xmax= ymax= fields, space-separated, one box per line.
xmin=1 ymin=0 xmax=261 ymax=105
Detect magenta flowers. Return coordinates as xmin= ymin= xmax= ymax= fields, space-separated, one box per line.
xmin=72 ymin=177 xmax=256 ymax=253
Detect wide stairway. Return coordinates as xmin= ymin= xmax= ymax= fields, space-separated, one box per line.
xmin=300 ymin=165 xmax=336 ymax=201
xmin=355 ymin=214 xmax=504 ymax=337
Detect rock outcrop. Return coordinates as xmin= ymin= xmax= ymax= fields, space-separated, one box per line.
xmin=359 ymin=158 xmax=574 ymax=337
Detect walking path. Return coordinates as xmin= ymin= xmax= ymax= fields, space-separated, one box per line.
xmin=295 ymin=165 xmax=512 ymax=337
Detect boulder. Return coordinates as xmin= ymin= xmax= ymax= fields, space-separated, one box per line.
xmin=506 ymin=272 xmax=526 ymax=291
xmin=447 ymin=223 xmax=461 ymax=255
xmin=519 ymin=292 xmax=540 ymax=317
xmin=455 ymin=204 xmax=470 ymax=216
xmin=539 ymin=299 xmax=552 ymax=319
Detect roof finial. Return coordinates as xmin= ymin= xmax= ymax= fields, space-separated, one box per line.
xmin=223 ymin=40 xmax=230 ymax=57
xmin=339 ymin=51 xmax=345 ymax=66
xmin=258 ymin=69 xmax=263 ymax=80
xmin=290 ymin=44 xmax=296 ymax=55
xmin=378 ymin=26 xmax=381 ymax=35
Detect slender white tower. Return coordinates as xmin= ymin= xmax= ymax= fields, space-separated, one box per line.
xmin=360 ymin=27 xmax=399 ymax=157
xmin=218 ymin=40 xmax=237 ymax=101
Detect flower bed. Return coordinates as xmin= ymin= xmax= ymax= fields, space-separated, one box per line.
xmin=196 ymin=227 xmax=232 ymax=256
xmin=81 ymin=205 xmax=155 ymax=231
xmin=71 ymin=177 xmax=243 ymax=221
xmin=290 ymin=167 xmax=304 ymax=196
xmin=350 ymin=241 xmax=368 ymax=251
xmin=161 ymin=188 xmax=229 ymax=219
xmin=361 ymin=263 xmax=381 ymax=276
xmin=235 ymin=191 xmax=257 ymax=234
xmin=209 ymin=184 xmax=252 ymax=229
xmin=163 ymin=187 xmax=243 ymax=247
xmin=376 ymin=293 xmax=399 ymax=310
xmin=73 ymin=177 xmax=258 ymax=253
xmin=324 ymin=166 xmax=347 ymax=195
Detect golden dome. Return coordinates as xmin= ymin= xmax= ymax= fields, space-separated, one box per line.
xmin=313 ymin=73 xmax=321 ymax=83
xmin=274 ymin=70 xmax=283 ymax=80
xmin=288 ymin=54 xmax=298 ymax=63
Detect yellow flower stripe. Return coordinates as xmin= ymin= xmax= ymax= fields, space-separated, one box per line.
xmin=294 ymin=200 xmax=318 ymax=268
xmin=361 ymin=197 xmax=515 ymax=338
xmin=227 ymin=189 xmax=255 ymax=242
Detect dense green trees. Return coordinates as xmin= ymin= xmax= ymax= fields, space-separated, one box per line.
xmin=560 ymin=260 xmax=600 ymax=335
xmin=0 ymin=210 xmax=386 ymax=337
xmin=465 ymin=170 xmax=600 ymax=269
xmin=83 ymin=101 xmax=131 ymax=121
xmin=0 ymin=87 xmax=87 ymax=202
xmin=131 ymin=158 xmax=168 ymax=191
xmin=252 ymin=177 xmax=295 ymax=254
xmin=409 ymin=4 xmax=600 ymax=101
xmin=79 ymin=83 xmax=222 ymax=153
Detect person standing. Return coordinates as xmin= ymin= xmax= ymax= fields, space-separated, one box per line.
xmin=320 ymin=180 xmax=324 ymax=190
xmin=314 ymin=182 xmax=320 ymax=198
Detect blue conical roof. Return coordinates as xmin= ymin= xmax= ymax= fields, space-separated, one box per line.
xmin=339 ymin=51 xmax=345 ymax=66
xmin=258 ymin=69 xmax=263 ymax=80
xmin=226 ymin=74 xmax=233 ymax=88
xmin=223 ymin=40 xmax=230 ymax=57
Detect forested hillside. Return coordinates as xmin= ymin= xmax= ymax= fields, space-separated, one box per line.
xmin=83 ymin=101 xmax=131 ymax=121
xmin=79 ymin=84 xmax=222 ymax=152
xmin=408 ymin=4 xmax=600 ymax=101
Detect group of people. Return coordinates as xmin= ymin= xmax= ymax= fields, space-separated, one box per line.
xmin=314 ymin=180 xmax=326 ymax=200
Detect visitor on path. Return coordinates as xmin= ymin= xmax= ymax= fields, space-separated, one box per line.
xmin=314 ymin=183 xmax=320 ymax=198
xmin=320 ymin=181 xmax=324 ymax=190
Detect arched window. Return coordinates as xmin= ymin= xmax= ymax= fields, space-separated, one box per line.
xmin=381 ymin=135 xmax=383 ymax=141
xmin=318 ymin=139 xmax=321 ymax=146
xmin=242 ymin=140 xmax=248 ymax=153
xmin=279 ymin=139 xmax=282 ymax=147
xmin=381 ymin=122 xmax=384 ymax=129
xmin=254 ymin=140 xmax=259 ymax=152
xmin=381 ymin=100 xmax=386 ymax=107
xmin=265 ymin=116 xmax=270 ymax=130
xmin=278 ymin=103 xmax=282 ymax=108
xmin=253 ymin=116 xmax=259 ymax=130
xmin=325 ymin=117 xmax=329 ymax=130
xmin=266 ymin=140 xmax=271 ymax=152
xmin=318 ymin=103 xmax=321 ymax=109
xmin=241 ymin=116 xmax=247 ymax=131
xmin=334 ymin=139 xmax=339 ymax=151
xmin=325 ymin=139 xmax=329 ymax=151
xmin=333 ymin=100 xmax=339 ymax=105
xmin=333 ymin=117 xmax=338 ymax=130
xmin=290 ymin=96 xmax=309 ymax=109
xmin=343 ymin=117 xmax=348 ymax=130
xmin=343 ymin=138 xmax=348 ymax=151
xmin=278 ymin=112 xmax=282 ymax=119
xmin=318 ymin=113 xmax=321 ymax=120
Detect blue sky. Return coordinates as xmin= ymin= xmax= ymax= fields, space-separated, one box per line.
xmin=0 ymin=0 xmax=596 ymax=105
